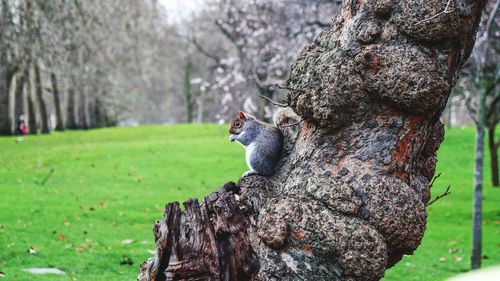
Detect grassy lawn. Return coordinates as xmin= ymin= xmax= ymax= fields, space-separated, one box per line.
xmin=0 ymin=125 xmax=499 ymax=280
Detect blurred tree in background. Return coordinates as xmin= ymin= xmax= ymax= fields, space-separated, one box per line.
xmin=0 ymin=0 xmax=177 ymax=134
xmin=0 ymin=0 xmax=340 ymax=134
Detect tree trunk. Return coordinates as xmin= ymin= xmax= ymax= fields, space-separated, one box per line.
xmin=139 ymin=1 xmax=486 ymax=280
xmin=51 ymin=73 xmax=64 ymax=131
xmin=471 ymin=84 xmax=487 ymax=269
xmin=27 ymin=94 xmax=37 ymax=134
xmin=0 ymin=0 xmax=12 ymax=135
xmin=14 ymin=69 xmax=28 ymax=123
xmin=34 ymin=64 xmax=50 ymax=133
xmin=196 ymin=96 xmax=203 ymax=123
xmin=66 ymin=88 xmax=77 ymax=130
xmin=77 ymin=91 xmax=89 ymax=129
xmin=184 ymin=57 xmax=193 ymax=123
xmin=488 ymin=126 xmax=499 ymax=187
xmin=471 ymin=128 xmax=484 ymax=269
xmin=0 ymin=69 xmax=14 ymax=135
xmin=93 ymin=97 xmax=106 ymax=128
xmin=26 ymin=72 xmax=37 ymax=134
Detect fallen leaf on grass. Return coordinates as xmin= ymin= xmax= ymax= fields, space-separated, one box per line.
xmin=452 ymin=256 xmax=462 ymax=262
xmin=22 ymin=268 xmax=66 ymax=275
xmin=122 ymin=239 xmax=134 ymax=245
xmin=438 ymin=257 xmax=447 ymax=262
xmin=0 ymin=271 xmax=4 ymax=277
xmin=75 ymin=244 xmax=85 ymax=253
xmin=448 ymin=248 xmax=463 ymax=254
xmin=27 ymin=247 xmax=37 ymax=254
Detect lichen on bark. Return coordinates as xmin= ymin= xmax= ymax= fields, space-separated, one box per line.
xmin=139 ymin=0 xmax=486 ymax=280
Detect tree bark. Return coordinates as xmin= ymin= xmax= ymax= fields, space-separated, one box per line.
xmin=471 ymin=85 xmax=487 ymax=269
xmin=471 ymin=127 xmax=484 ymax=268
xmin=14 ymin=69 xmax=28 ymax=123
xmin=34 ymin=64 xmax=50 ymax=133
xmin=0 ymin=0 xmax=12 ymax=135
xmin=184 ymin=57 xmax=194 ymax=123
xmin=488 ymin=126 xmax=499 ymax=187
xmin=93 ymin=96 xmax=106 ymax=128
xmin=77 ymin=91 xmax=89 ymax=129
xmin=0 ymin=69 xmax=14 ymax=135
xmin=26 ymin=71 xmax=37 ymax=134
xmin=66 ymin=88 xmax=78 ymax=130
xmin=51 ymin=73 xmax=64 ymax=131
xmin=139 ymin=1 xmax=486 ymax=280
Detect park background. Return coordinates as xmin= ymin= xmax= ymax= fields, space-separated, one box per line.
xmin=0 ymin=0 xmax=499 ymax=280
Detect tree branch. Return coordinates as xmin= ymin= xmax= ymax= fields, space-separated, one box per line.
xmin=189 ymin=35 xmax=221 ymax=64
xmin=416 ymin=0 xmax=454 ymax=25
xmin=426 ymin=185 xmax=451 ymax=207
xmin=280 ymin=119 xmax=303 ymax=128
xmin=428 ymin=172 xmax=442 ymax=189
xmin=257 ymin=93 xmax=288 ymax=107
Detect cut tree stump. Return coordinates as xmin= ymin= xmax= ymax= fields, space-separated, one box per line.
xmin=139 ymin=0 xmax=486 ymax=280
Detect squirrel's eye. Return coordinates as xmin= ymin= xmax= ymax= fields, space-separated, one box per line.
xmin=235 ymin=122 xmax=241 ymax=127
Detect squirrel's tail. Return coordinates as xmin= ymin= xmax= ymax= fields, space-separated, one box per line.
xmin=273 ymin=107 xmax=301 ymax=156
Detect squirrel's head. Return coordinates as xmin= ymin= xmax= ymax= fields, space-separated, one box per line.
xmin=229 ymin=111 xmax=248 ymax=136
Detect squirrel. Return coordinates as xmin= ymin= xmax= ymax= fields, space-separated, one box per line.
xmin=229 ymin=109 xmax=300 ymax=177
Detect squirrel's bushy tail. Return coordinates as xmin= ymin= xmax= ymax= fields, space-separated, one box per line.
xmin=273 ymin=107 xmax=301 ymax=157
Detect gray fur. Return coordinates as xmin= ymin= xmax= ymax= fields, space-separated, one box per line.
xmin=230 ymin=116 xmax=284 ymax=176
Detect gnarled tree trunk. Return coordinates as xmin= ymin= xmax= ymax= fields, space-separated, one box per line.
xmin=139 ymin=1 xmax=486 ymax=280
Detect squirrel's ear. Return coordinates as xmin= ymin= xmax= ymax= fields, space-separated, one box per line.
xmin=238 ymin=111 xmax=247 ymax=120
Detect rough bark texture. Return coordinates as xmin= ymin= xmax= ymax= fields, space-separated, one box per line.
xmin=138 ymin=182 xmax=260 ymax=281
xmin=139 ymin=1 xmax=486 ymax=280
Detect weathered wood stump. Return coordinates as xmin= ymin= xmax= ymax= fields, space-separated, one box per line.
xmin=139 ymin=0 xmax=486 ymax=280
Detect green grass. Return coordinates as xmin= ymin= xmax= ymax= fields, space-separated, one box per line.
xmin=0 ymin=125 xmax=499 ymax=280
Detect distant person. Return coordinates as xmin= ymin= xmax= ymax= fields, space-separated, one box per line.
xmin=16 ymin=115 xmax=28 ymax=142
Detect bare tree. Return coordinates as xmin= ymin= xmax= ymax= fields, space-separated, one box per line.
xmin=139 ymin=0 xmax=486 ymax=280
xmin=460 ymin=0 xmax=500 ymax=190
xmin=458 ymin=0 xmax=500 ymax=269
xmin=183 ymin=0 xmax=339 ymax=123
